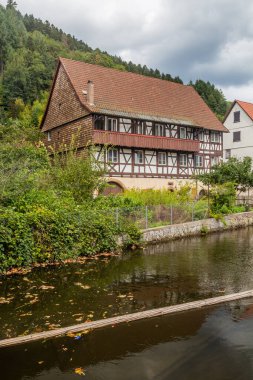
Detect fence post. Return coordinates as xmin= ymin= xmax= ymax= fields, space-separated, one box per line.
xmin=170 ymin=205 xmax=173 ymax=225
xmin=145 ymin=206 xmax=148 ymax=229
xmin=192 ymin=203 xmax=194 ymax=221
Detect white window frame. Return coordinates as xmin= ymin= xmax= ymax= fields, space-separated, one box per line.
xmin=107 ymin=148 xmax=118 ymax=163
xmin=135 ymin=150 xmax=144 ymax=164
xmin=211 ymin=156 xmax=219 ymax=166
xmin=198 ymin=131 xmax=204 ymax=141
xmin=210 ymin=132 xmax=219 ymax=143
xmin=225 ymin=149 xmax=231 ymax=159
xmin=179 ymin=127 xmax=186 ymax=139
xmin=154 ymin=124 xmax=165 ymax=137
xmin=179 ymin=154 xmax=187 ymax=167
xmin=195 ymin=155 xmax=203 ymax=168
xmin=107 ymin=118 xmax=118 ymax=132
xmin=158 ymin=152 xmax=166 ymax=166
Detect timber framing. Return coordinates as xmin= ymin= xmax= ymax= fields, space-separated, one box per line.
xmin=40 ymin=58 xmax=228 ymax=187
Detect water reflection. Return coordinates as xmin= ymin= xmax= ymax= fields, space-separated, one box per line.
xmin=1 ymin=227 xmax=253 ymax=338
xmin=1 ymin=299 xmax=253 ymax=380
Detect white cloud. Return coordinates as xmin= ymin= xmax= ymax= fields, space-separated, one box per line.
xmin=0 ymin=0 xmax=253 ymax=102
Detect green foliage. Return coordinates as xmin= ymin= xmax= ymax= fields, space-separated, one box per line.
xmin=209 ymin=182 xmax=236 ymax=214
xmin=118 ymin=187 xmax=192 ymax=206
xmin=48 ymin=147 xmax=107 ymax=203
xmin=0 ymin=122 xmax=143 ymax=272
xmin=0 ymin=2 xmax=184 ymax=114
xmin=189 ymin=79 xmax=228 ymax=118
xmin=197 ymin=157 xmax=253 ymax=193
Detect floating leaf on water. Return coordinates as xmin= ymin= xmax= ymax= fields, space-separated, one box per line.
xmin=117 ymin=294 xmax=126 ymax=298
xmin=0 ymin=297 xmax=13 ymax=304
xmin=39 ymin=285 xmax=55 ymax=290
xmin=38 ymin=361 xmax=44 ymax=365
xmin=66 ymin=332 xmax=76 ymax=338
xmin=75 ymin=317 xmax=83 ymax=322
xmin=80 ymin=329 xmax=91 ymax=336
xmin=74 ymin=283 xmax=91 ymax=290
xmin=20 ymin=312 xmax=32 ymax=317
xmin=75 ymin=367 xmax=85 ymax=376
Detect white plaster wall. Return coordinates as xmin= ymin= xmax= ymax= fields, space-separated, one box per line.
xmin=223 ymin=103 xmax=253 ymax=160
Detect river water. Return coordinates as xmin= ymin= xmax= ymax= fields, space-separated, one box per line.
xmin=1 ymin=227 xmax=253 ymax=379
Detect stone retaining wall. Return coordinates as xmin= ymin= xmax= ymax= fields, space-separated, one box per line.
xmin=142 ymin=211 xmax=253 ymax=243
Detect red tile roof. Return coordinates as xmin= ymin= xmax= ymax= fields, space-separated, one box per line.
xmin=59 ymin=57 xmax=227 ymax=132
xmin=236 ymin=100 xmax=253 ymax=121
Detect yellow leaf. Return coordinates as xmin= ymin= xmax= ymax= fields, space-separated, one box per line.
xmin=75 ymin=367 xmax=85 ymax=376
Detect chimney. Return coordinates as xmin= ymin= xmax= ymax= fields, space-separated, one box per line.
xmin=87 ymin=80 xmax=94 ymax=106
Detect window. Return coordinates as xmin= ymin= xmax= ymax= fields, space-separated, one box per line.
xmin=225 ymin=149 xmax=231 ymax=159
xmin=233 ymin=131 xmax=241 ymax=142
xmin=154 ymin=124 xmax=165 ymax=137
xmin=47 ymin=131 xmax=51 ymax=141
xmin=107 ymin=118 xmax=118 ymax=132
xmin=158 ymin=152 xmax=166 ymax=165
xmin=95 ymin=116 xmax=105 ymax=130
xmin=136 ymin=122 xmax=145 ymax=135
xmin=195 ymin=155 xmax=203 ymax=168
xmin=179 ymin=154 xmax=187 ymax=167
xmin=198 ymin=131 xmax=204 ymax=141
xmin=210 ymin=132 xmax=219 ymax=143
xmin=107 ymin=149 xmax=118 ymax=163
xmin=179 ymin=127 xmax=186 ymax=139
xmin=234 ymin=111 xmax=240 ymax=123
xmin=131 ymin=120 xmax=145 ymax=134
xmin=211 ymin=156 xmax=219 ymax=166
xmin=135 ymin=150 xmax=144 ymax=164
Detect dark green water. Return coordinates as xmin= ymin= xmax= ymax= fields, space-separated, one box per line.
xmin=1 ymin=227 xmax=253 ymax=379
xmin=1 ymin=299 xmax=253 ymax=380
xmin=1 ymin=227 xmax=253 ymax=339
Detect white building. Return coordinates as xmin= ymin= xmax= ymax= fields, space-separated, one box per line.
xmin=223 ymin=100 xmax=253 ymax=161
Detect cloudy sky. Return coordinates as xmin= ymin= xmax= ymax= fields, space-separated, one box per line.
xmin=1 ymin=0 xmax=253 ymax=101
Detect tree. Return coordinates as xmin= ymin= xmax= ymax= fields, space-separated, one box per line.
xmin=6 ymin=0 xmax=17 ymax=10
xmin=190 ymin=79 xmax=228 ymax=119
xmin=196 ymin=157 xmax=253 ymax=194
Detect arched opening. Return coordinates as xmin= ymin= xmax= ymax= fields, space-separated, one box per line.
xmin=199 ymin=189 xmax=206 ymax=198
xmin=103 ymin=181 xmax=124 ymax=195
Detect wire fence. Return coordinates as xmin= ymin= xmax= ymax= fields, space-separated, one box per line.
xmin=112 ymin=203 xmax=209 ymax=230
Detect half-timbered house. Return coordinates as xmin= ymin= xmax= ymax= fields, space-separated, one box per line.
xmin=41 ymin=58 xmax=228 ymax=193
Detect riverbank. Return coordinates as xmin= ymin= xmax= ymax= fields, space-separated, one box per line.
xmin=142 ymin=211 xmax=253 ymax=243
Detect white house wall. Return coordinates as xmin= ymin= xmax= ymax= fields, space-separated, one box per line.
xmin=223 ymin=103 xmax=253 ymax=160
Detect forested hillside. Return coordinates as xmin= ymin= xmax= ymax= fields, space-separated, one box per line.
xmin=0 ymin=0 xmax=228 ymax=123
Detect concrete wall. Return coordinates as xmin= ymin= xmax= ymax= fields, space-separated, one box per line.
xmin=142 ymin=211 xmax=253 ymax=243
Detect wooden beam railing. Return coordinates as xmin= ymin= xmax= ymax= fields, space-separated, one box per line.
xmin=0 ymin=289 xmax=252 ymax=348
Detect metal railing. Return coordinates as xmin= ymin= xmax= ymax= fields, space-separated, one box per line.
xmin=113 ymin=203 xmax=209 ymax=230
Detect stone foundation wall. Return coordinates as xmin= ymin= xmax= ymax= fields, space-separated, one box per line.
xmin=142 ymin=211 xmax=253 ymax=243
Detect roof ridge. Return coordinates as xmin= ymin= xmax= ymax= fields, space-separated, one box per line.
xmin=59 ymin=56 xmax=187 ymax=89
